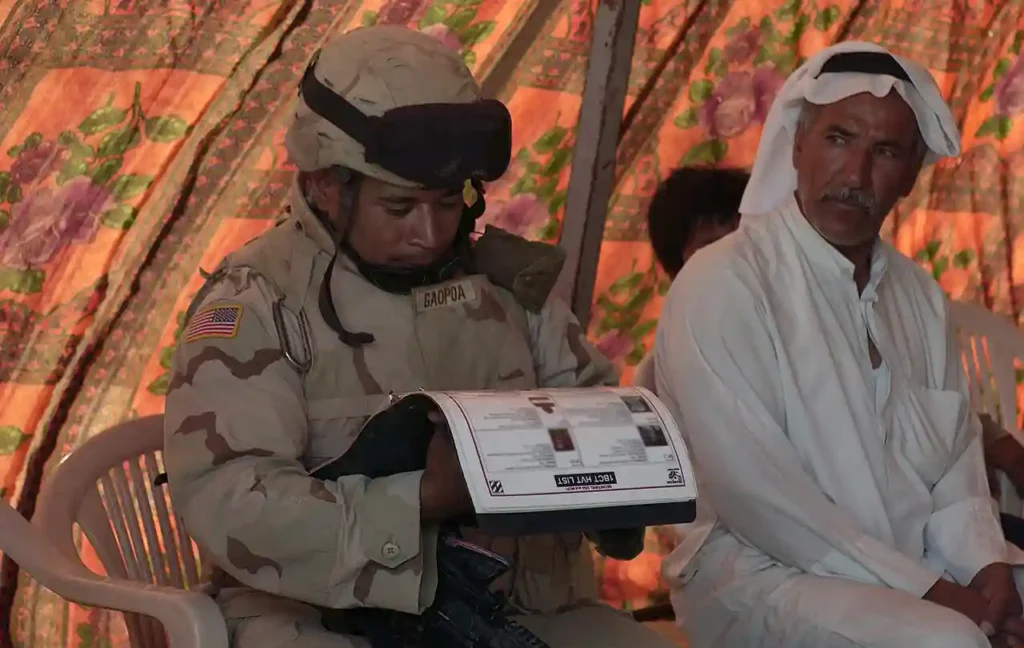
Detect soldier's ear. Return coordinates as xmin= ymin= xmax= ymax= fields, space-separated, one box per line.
xmin=303 ymin=169 xmax=338 ymax=212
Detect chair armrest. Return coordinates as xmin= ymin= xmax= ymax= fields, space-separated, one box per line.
xmin=33 ymin=537 xmax=227 ymax=648
xmin=53 ymin=576 xmax=228 ymax=648
xmin=2 ymin=500 xmax=227 ymax=647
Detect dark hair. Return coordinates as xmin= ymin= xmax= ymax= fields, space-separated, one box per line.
xmin=646 ymin=167 xmax=750 ymax=276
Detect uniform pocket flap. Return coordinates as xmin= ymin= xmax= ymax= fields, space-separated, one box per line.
xmin=307 ymin=395 xmax=389 ymax=420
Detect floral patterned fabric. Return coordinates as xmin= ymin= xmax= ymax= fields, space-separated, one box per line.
xmin=0 ymin=1 xmax=1022 ymax=646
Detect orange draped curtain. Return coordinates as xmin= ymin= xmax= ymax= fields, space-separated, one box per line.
xmin=0 ymin=0 xmax=1021 ymax=645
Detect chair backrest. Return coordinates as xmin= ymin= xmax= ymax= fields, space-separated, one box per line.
xmin=949 ymin=300 xmax=1024 ymax=432
xmin=34 ymin=414 xmax=202 ymax=648
xmin=949 ymin=300 xmax=1024 ymax=515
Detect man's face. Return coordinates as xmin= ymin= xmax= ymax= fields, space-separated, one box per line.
xmin=792 ymin=91 xmax=924 ymax=250
xmin=317 ymin=173 xmax=465 ymax=267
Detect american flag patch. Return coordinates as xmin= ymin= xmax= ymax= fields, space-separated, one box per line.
xmin=184 ymin=305 xmax=243 ymax=343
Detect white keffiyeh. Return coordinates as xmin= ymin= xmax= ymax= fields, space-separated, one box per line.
xmin=739 ymin=41 xmax=961 ymax=218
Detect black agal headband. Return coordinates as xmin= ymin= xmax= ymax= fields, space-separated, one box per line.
xmin=299 ymin=51 xmax=513 ymax=187
xmin=815 ymin=51 xmax=912 ymax=82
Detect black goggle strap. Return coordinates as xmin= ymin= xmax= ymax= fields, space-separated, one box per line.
xmin=299 ymin=52 xmax=375 ymax=147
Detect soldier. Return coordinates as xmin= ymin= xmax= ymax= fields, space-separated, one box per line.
xmin=163 ymin=25 xmax=677 ymax=648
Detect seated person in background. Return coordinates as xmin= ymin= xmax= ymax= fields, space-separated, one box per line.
xmin=656 ymin=41 xmax=1024 ymax=647
xmin=633 ymin=167 xmax=749 ymax=392
xmin=981 ymin=413 xmax=1024 ymax=548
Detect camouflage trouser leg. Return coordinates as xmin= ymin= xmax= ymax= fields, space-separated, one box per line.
xmin=512 ymin=603 xmax=680 ymax=648
xmin=232 ymin=614 xmax=371 ymax=648
xmin=217 ymin=588 xmax=371 ymax=648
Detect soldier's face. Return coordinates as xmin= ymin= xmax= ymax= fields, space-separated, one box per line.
xmin=347 ymin=177 xmax=465 ymax=267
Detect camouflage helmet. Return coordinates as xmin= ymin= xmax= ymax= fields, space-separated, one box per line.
xmin=285 ymin=25 xmax=482 ymax=187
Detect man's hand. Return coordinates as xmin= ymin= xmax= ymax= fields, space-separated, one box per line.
xmin=970 ymin=563 xmax=1024 ymax=644
xmin=924 ymin=577 xmax=992 ymax=628
xmin=922 ymin=576 xmax=1024 ymax=645
xmin=420 ymin=411 xmax=473 ymax=523
xmin=987 ymin=432 xmax=1024 ymax=499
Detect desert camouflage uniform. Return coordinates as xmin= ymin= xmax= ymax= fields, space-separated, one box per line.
xmin=163 ymin=181 xmax=676 ymax=647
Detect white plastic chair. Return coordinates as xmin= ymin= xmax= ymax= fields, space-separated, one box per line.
xmin=32 ymin=414 xmax=228 ymax=648
xmin=949 ymin=299 xmax=1024 ymax=514
xmin=0 ymin=497 xmax=221 ymax=648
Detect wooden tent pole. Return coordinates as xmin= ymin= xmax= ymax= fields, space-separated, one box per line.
xmin=553 ymin=0 xmax=641 ymax=328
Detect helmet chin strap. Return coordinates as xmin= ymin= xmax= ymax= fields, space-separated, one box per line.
xmin=339 ymin=239 xmax=466 ymax=295
xmin=334 ymin=179 xmax=484 ymax=295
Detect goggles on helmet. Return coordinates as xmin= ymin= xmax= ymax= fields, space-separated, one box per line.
xmin=299 ymin=51 xmax=513 ymax=187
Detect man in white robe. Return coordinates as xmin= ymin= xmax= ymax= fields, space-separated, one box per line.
xmin=656 ymin=41 xmax=1024 ymax=647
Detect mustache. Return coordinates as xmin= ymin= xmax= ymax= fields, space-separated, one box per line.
xmin=820 ymin=187 xmax=877 ymax=214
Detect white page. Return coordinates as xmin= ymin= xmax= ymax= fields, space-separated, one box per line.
xmin=420 ymin=387 xmax=697 ymax=516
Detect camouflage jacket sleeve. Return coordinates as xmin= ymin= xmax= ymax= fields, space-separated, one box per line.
xmin=526 ymin=296 xmax=643 ymax=558
xmin=526 ymin=295 xmax=619 ymax=388
xmin=163 ymin=268 xmax=436 ymax=614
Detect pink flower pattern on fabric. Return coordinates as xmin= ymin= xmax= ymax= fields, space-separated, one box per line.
xmin=0 ymin=178 xmax=110 ymax=269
